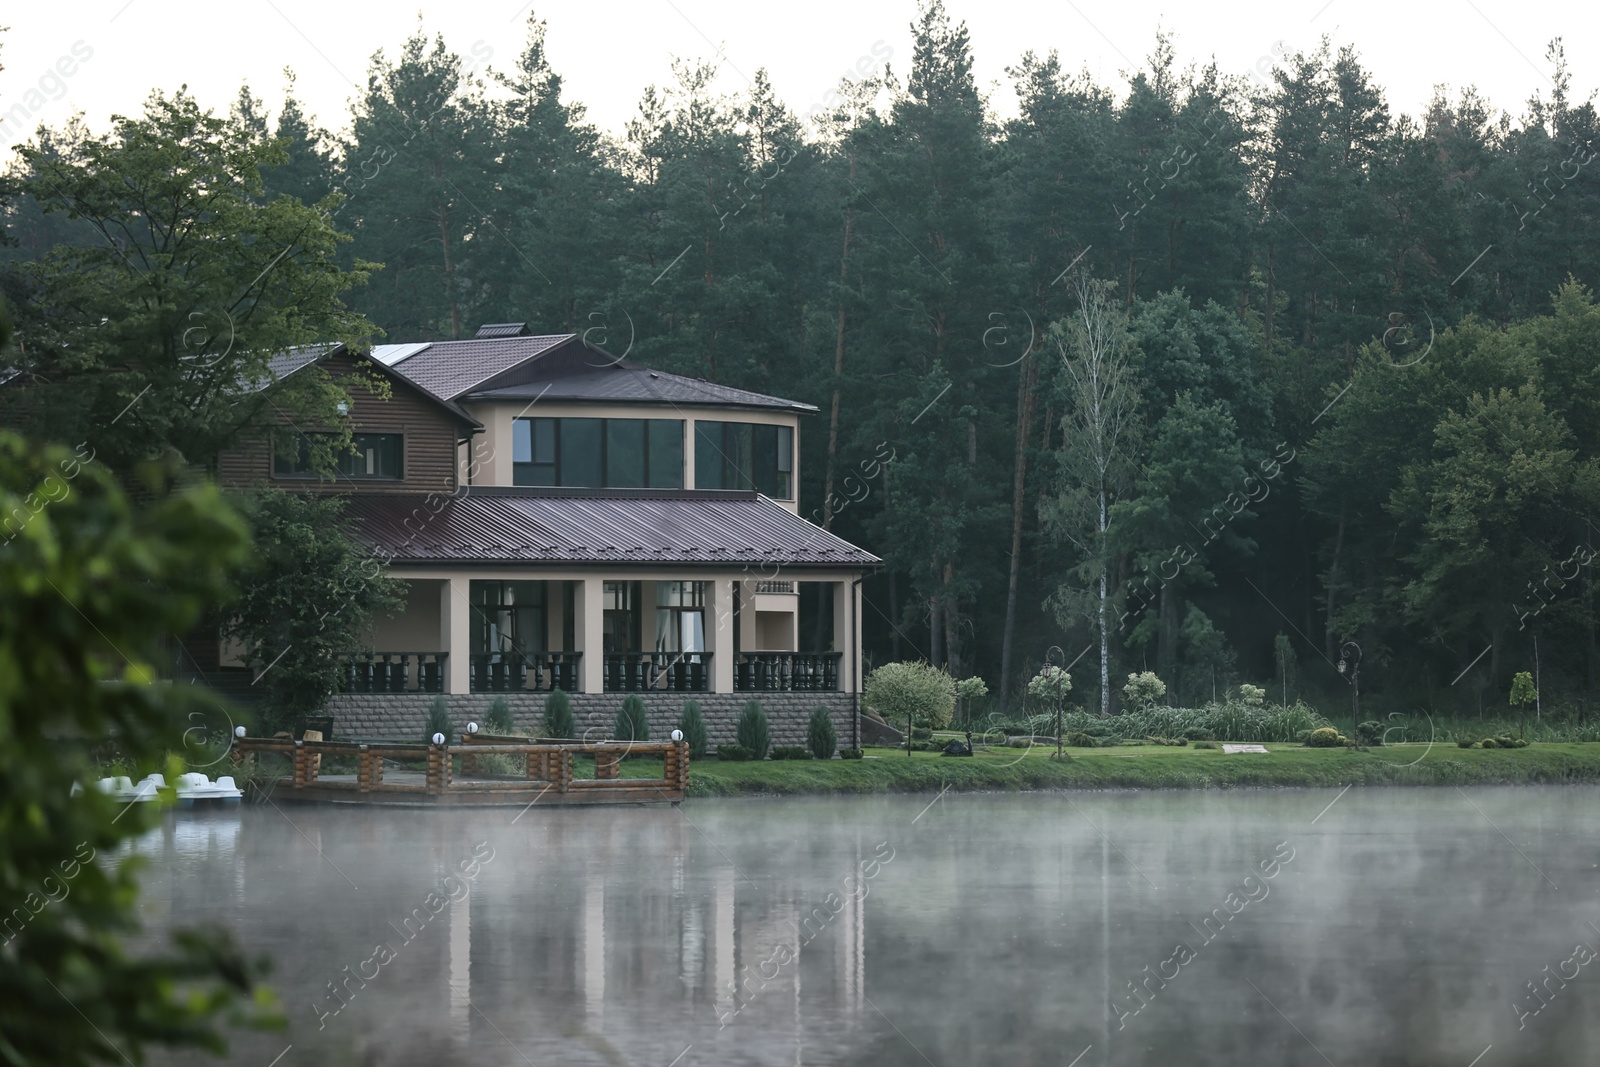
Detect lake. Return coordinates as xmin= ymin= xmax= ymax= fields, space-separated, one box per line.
xmin=136 ymin=786 xmax=1600 ymax=1066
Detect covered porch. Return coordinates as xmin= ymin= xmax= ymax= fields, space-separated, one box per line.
xmin=352 ymin=571 xmax=860 ymax=697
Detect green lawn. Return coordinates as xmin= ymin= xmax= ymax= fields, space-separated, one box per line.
xmin=666 ymin=742 xmax=1600 ymax=797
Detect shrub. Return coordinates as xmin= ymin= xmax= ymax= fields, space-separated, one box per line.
xmin=865 ymin=661 xmax=957 ymax=729
xmin=1306 ymin=727 xmax=1343 ymax=748
xmin=678 ymin=701 xmax=709 ymax=758
xmin=807 ymin=706 xmax=837 ymax=759
xmin=1496 ymin=736 xmax=1517 ymax=749
xmin=911 ymin=726 xmax=933 ymax=741
xmin=1192 ymin=740 xmax=1220 ymax=750
xmin=716 ymin=743 xmax=754 ymax=761
xmin=1355 ymin=721 xmax=1385 ymax=746
xmin=1457 ymin=739 xmax=1475 ymax=748
xmin=736 ymin=700 xmax=771 ymax=759
xmin=1238 ymin=684 xmax=1267 ymax=706
xmin=1515 ymin=738 xmax=1530 ymax=748
xmin=1065 ymin=731 xmax=1097 ymax=748
xmin=1123 ymin=671 xmax=1166 ymax=711
xmin=544 ymin=688 xmax=575 ymax=739
xmin=1181 ymin=726 xmax=1217 ymax=742
xmin=425 ymin=695 xmax=452 ymax=742
xmin=615 ymin=695 xmax=650 ymax=742
xmin=1481 ymin=737 xmax=1497 ymax=749
xmin=770 ymin=746 xmax=813 ymax=760
xmin=1027 ymin=665 xmax=1073 ymax=712
xmin=485 ymin=695 xmax=515 ymax=735
xmin=839 ymin=748 xmax=864 ymax=759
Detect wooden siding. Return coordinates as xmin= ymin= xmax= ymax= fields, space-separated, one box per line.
xmin=216 ymin=350 xmax=469 ymax=497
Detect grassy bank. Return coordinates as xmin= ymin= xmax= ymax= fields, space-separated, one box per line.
xmin=676 ymin=742 xmax=1600 ymax=797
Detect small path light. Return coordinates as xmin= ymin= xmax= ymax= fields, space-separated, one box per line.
xmin=671 ymin=729 xmax=684 ymax=742
xmin=234 ymin=726 xmax=246 ymax=738
xmin=432 ymin=732 xmax=446 ymax=746
xmin=467 ymin=722 xmax=479 ymax=734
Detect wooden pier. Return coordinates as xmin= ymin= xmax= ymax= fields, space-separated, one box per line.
xmin=230 ymin=733 xmax=690 ymax=806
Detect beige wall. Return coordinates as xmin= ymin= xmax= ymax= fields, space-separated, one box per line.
xmin=456 ymin=400 xmax=803 ymax=512
xmin=370 ymin=579 xmax=445 ymax=650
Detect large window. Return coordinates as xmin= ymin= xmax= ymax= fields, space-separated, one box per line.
xmin=603 ymin=581 xmax=641 ymax=653
xmin=655 ymin=581 xmax=707 ymax=655
xmin=274 ymin=432 xmax=403 ymax=480
xmin=694 ymin=421 xmax=793 ymax=498
xmin=470 ymin=581 xmax=547 ymax=656
xmin=513 ymin=417 xmax=683 ymax=488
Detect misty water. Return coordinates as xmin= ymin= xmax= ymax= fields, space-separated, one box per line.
xmin=138 ymin=787 xmax=1600 ymax=1066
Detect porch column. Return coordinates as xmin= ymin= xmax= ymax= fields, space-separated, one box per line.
xmin=710 ymin=576 xmax=735 ymax=694
xmin=442 ymin=576 xmax=471 ymax=695
xmin=831 ymin=579 xmax=853 ymax=693
xmin=640 ymin=580 xmax=659 ymax=657
xmin=575 ymin=577 xmax=604 ymax=694
xmin=736 ymin=580 xmax=758 ymax=650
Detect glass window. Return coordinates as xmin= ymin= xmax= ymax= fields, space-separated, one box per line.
xmin=274 ymin=431 xmax=402 ymax=480
xmin=647 ymin=419 xmax=684 ymax=488
xmin=605 ymin=419 xmax=646 ymax=488
xmin=693 ymin=421 xmax=792 ymax=498
xmin=603 ymin=581 xmax=640 ymax=653
xmin=470 ymin=581 xmax=547 ymax=656
xmin=513 ymin=417 xmax=684 ymax=489
xmin=560 ymin=418 xmax=602 ymax=488
xmin=655 ymin=581 xmax=707 ymax=654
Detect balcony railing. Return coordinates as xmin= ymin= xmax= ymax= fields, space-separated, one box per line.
xmin=340 ymin=652 xmax=448 ymax=694
xmin=754 ymin=580 xmax=795 ymax=594
xmin=604 ymin=652 xmax=712 ymax=692
xmin=470 ymin=652 xmax=582 ymax=693
xmin=735 ymin=651 xmax=842 ymax=692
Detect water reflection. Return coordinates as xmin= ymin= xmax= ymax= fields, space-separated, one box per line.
xmin=138 ymin=788 xmax=1600 ymax=1066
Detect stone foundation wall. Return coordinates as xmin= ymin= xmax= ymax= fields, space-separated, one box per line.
xmin=326 ymin=691 xmax=861 ymax=752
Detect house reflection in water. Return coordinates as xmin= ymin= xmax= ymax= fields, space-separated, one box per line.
xmin=128 ymin=807 xmax=882 ymax=1065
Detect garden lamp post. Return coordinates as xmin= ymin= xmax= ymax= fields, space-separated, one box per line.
xmin=1338 ymin=641 xmax=1361 ymax=724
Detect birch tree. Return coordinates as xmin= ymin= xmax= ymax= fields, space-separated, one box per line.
xmin=1044 ymin=276 xmax=1141 ymax=716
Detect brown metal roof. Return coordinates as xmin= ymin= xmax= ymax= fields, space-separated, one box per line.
xmin=468 ymin=363 xmax=817 ymax=413
xmin=344 ymin=487 xmax=879 ymax=569
xmin=386 ymin=334 xmax=574 ymax=400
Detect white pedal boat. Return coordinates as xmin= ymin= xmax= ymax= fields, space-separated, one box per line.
xmin=88 ymin=772 xmax=243 ymax=806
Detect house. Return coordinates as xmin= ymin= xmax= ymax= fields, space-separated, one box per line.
xmin=215 ymin=324 xmax=880 ymax=747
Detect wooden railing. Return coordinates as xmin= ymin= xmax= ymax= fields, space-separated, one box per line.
xmin=339 ymin=652 xmax=448 ymax=693
xmin=229 ymin=734 xmax=688 ymax=806
xmin=469 ymin=651 xmax=582 ymax=693
xmin=603 ymin=652 xmax=712 ymax=692
xmin=734 ymin=651 xmax=842 ymax=691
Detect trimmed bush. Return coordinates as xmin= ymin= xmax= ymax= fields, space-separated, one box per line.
xmin=485 ymin=695 xmax=515 ymax=735
xmin=839 ymin=748 xmax=864 ymax=759
xmin=807 ymin=706 xmax=837 ymax=760
xmin=1122 ymin=671 xmax=1166 ymax=711
xmin=910 ymin=726 xmax=933 ymax=741
xmin=770 ymin=746 xmax=813 ymax=760
xmin=544 ymin=688 xmax=575 ymax=739
xmin=1355 ymin=721 xmax=1385 ymax=746
xmin=1065 ymin=731 xmax=1098 ymax=748
xmin=1192 ymin=740 xmax=1220 ymax=749
xmin=615 ymin=695 xmax=650 ymax=742
xmin=1306 ymin=727 xmax=1343 ymax=748
xmin=1457 ymin=739 xmax=1475 ymax=748
xmin=716 ymin=743 xmax=754 ymax=761
xmin=425 ymin=695 xmax=452 ymax=742
xmin=678 ymin=701 xmax=709 ymax=758
xmin=736 ymin=699 xmax=771 ymax=759
xmin=1481 ymin=737 xmax=1497 ymax=749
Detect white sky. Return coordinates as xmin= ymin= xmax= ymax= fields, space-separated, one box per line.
xmin=0 ymin=0 xmax=1594 ymax=152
